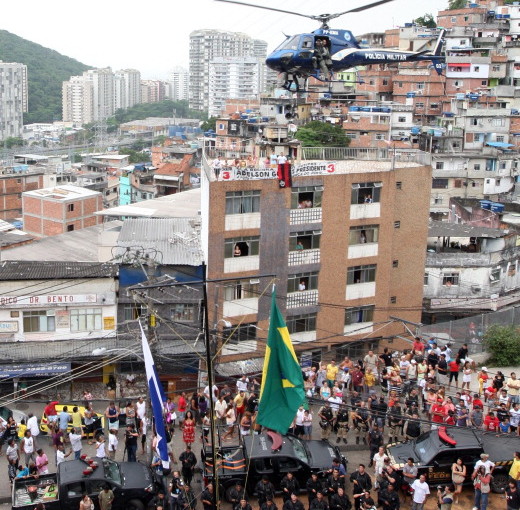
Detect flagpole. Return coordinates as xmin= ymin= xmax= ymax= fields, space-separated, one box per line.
xmin=202 ymin=262 xmax=220 ymax=507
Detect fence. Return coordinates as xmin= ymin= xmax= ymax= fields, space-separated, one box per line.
xmin=418 ymin=306 xmax=520 ymax=355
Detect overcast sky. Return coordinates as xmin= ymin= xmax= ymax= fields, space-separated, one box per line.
xmin=2 ymin=0 xmax=449 ymax=79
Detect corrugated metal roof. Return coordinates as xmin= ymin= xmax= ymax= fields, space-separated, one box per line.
xmin=428 ymin=220 xmax=509 ymax=239
xmin=96 ymin=188 xmax=201 ymax=219
xmin=216 ymin=358 xmax=264 ymax=377
xmin=0 ymin=260 xmax=118 ymax=280
xmin=2 ymin=221 xmax=122 ymax=262
xmin=116 ymin=217 xmax=203 ymax=266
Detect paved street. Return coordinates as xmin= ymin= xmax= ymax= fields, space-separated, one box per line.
xmin=1 ymin=383 xmax=514 ymax=509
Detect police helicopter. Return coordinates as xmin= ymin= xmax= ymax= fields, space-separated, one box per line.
xmin=215 ymin=0 xmax=446 ymax=91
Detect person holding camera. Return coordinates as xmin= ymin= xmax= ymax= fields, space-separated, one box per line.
xmin=437 ymin=485 xmax=454 ymax=510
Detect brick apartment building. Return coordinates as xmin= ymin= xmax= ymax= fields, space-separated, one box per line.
xmin=0 ymin=171 xmax=44 ymax=221
xmin=200 ymin=149 xmax=432 ymax=363
xmin=22 ymin=185 xmax=103 ymax=237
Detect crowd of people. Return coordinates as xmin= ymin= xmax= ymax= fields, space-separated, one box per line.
xmin=2 ymin=336 xmax=520 ymax=510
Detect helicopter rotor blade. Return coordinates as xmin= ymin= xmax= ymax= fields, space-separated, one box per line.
xmin=313 ymin=0 xmax=395 ymax=22
xmin=214 ymin=0 xmax=314 ymax=20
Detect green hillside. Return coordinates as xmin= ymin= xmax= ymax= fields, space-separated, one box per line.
xmin=0 ymin=30 xmax=90 ymax=124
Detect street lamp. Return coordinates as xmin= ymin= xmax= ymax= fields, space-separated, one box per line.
xmin=91 ymin=347 xmax=144 ymax=361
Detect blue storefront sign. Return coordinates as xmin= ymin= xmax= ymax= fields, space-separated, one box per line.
xmin=0 ymin=362 xmax=71 ymax=378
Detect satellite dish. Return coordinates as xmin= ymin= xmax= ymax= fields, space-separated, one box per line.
xmin=288 ymin=123 xmax=298 ymax=132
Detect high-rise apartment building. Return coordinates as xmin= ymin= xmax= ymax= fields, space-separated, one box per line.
xmin=189 ymin=29 xmax=267 ymax=111
xmin=84 ymin=68 xmax=115 ymax=121
xmin=114 ymin=69 xmax=141 ymax=110
xmin=208 ymin=57 xmax=266 ymax=117
xmin=169 ymin=67 xmax=189 ymax=101
xmin=63 ymin=68 xmax=116 ymax=125
xmin=0 ymin=61 xmax=28 ymax=141
xmin=62 ymin=76 xmax=94 ymax=125
xmin=141 ymin=80 xmax=166 ymax=103
xmin=200 ymin=148 xmax=431 ymax=361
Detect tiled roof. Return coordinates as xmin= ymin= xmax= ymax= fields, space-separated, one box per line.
xmin=0 ymin=260 xmax=118 ymax=280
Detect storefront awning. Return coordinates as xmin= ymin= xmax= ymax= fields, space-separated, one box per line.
xmin=486 ymin=141 xmax=514 ymax=148
xmin=0 ymin=362 xmax=71 ymax=378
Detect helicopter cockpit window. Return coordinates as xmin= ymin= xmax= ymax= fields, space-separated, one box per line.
xmin=301 ymin=36 xmax=313 ymax=49
xmin=279 ymin=36 xmax=299 ymax=51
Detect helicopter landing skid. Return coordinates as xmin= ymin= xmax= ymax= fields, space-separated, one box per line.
xmin=280 ymin=73 xmax=309 ymax=92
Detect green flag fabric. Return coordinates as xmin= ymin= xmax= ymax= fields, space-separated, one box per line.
xmin=256 ymin=291 xmax=306 ymax=434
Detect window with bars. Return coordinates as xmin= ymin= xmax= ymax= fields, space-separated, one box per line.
xmin=223 ymin=280 xmax=259 ymax=301
xmin=291 ymin=186 xmax=323 ymax=209
xmin=171 ymin=304 xmax=197 ymax=322
xmin=225 ymin=190 xmax=260 ymax=214
xmin=223 ymin=323 xmax=257 ymax=344
xmin=347 ymin=264 xmax=376 ymax=285
xmin=288 ymin=272 xmax=319 ymax=293
xmin=287 ymin=313 xmax=317 ymax=334
xmin=123 ymin=304 xmax=147 ymax=321
xmin=345 ymin=305 xmax=374 ymax=325
xmin=442 ymin=273 xmax=459 ymax=286
xmin=70 ymin=308 xmax=102 ymax=332
xmin=351 ymin=182 xmax=382 ymax=204
xmin=224 ymin=236 xmax=260 ymax=258
xmin=289 ymin=230 xmax=321 ymax=251
xmin=23 ymin=310 xmax=56 ymax=332
xmin=349 ymin=225 xmax=379 ymax=245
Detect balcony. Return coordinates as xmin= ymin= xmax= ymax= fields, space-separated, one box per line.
xmin=288 ymin=249 xmax=320 ymax=266
xmin=426 ymin=251 xmax=501 ymax=267
xmin=287 ymin=290 xmax=319 ymax=309
xmin=350 ymin=203 xmax=381 ymax=220
xmin=225 ymin=213 xmax=261 ymax=231
xmin=290 ymin=208 xmax=322 ymax=225
xmin=290 ymin=331 xmax=317 ymax=344
xmin=346 ymin=282 xmax=376 ymax=300
xmin=223 ymin=298 xmax=259 ymax=318
xmin=224 ymin=255 xmax=260 ymax=273
xmin=344 ymin=322 xmax=374 ymax=336
xmin=348 ymin=243 xmax=378 ymax=259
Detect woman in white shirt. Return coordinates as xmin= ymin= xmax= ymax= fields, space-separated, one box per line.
xmin=462 ymin=361 xmax=473 ymax=391
xmin=222 ymin=404 xmax=236 ymax=440
xmin=95 ymin=434 xmax=106 ymax=458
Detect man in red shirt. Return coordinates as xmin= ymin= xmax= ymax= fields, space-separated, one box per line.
xmin=473 ymin=394 xmax=484 ymax=410
xmin=43 ymin=400 xmax=59 ymax=424
xmin=177 ymin=392 xmax=187 ymax=426
xmin=483 ymin=411 xmax=499 ymax=432
xmin=431 ymin=398 xmax=446 ymax=427
xmin=412 ymin=337 xmax=425 ymax=353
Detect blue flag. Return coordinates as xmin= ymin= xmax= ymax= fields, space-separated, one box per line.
xmin=139 ymin=321 xmax=170 ymax=469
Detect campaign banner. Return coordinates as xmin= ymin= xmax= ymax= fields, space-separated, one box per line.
xmin=219 ymin=162 xmax=335 ymax=181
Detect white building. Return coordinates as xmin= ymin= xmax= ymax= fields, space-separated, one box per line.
xmin=84 ymin=68 xmax=115 ymax=121
xmin=168 ymin=67 xmax=189 ymax=101
xmin=62 ymin=75 xmax=94 ymax=125
xmin=114 ymin=69 xmax=141 ymax=110
xmin=189 ymin=29 xmax=267 ymax=111
xmin=208 ymin=57 xmax=266 ymax=117
xmin=0 ymin=61 xmax=28 ymax=141
xmin=0 ymin=261 xmax=118 ymax=345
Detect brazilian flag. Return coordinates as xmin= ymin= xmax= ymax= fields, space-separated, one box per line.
xmin=256 ymin=290 xmax=306 ymax=434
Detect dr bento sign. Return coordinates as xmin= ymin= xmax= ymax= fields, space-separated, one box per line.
xmin=0 ymin=294 xmax=97 ymax=307
xmin=220 ymin=162 xmax=336 ymax=181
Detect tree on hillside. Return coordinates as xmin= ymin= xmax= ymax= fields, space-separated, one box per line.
xmin=295 ymin=121 xmax=351 ymax=147
xmin=111 ymin=100 xmax=207 ymax=126
xmin=448 ymin=0 xmax=467 ymax=9
xmin=414 ymin=13 xmax=437 ymax=28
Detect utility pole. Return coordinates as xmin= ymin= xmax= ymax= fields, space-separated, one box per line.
xmin=201 ymin=262 xmax=220 ymax=504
